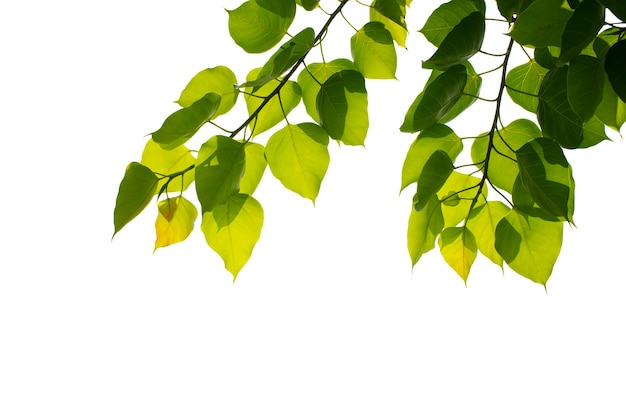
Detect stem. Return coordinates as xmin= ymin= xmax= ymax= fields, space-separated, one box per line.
xmin=229 ymin=0 xmax=351 ymax=139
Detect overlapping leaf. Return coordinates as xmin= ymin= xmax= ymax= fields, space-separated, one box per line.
xmin=495 ymin=209 xmax=563 ymax=285
xmin=141 ymin=139 xmax=196 ymax=194
xmin=595 ymin=74 xmax=626 ymax=131
xmin=201 ymin=194 xmax=264 ymax=280
xmin=567 ymin=55 xmax=604 ymax=121
xmin=113 ymin=162 xmax=158 ymax=236
xmin=467 ymin=201 xmax=510 ymax=268
xmin=227 ymin=0 xmax=295 ymax=53
xmin=154 ymin=196 xmax=198 ymax=251
xmin=296 ymin=0 xmax=319 ymax=11
xmin=239 ymin=143 xmax=267 ymax=195
xmin=557 ymin=0 xmax=604 ymax=65
xmin=407 ymin=197 xmax=444 ymax=266
xmin=316 ymin=69 xmax=369 ymax=146
xmin=605 ymin=40 xmax=626 ymax=102
xmin=510 ymin=0 xmax=573 ymax=48
xmin=265 ymin=123 xmax=330 ymax=202
xmin=506 ymin=60 xmax=548 ymax=113
xmin=195 ymin=136 xmax=246 ymax=213
xmin=413 ymin=150 xmax=454 ymax=211
xmin=420 ymin=0 xmax=483 ymax=47
xmin=439 ymin=227 xmax=477 ymax=282
xmin=438 ymin=172 xmax=485 ymax=227
xmin=370 ymin=0 xmax=408 ymax=47
xmin=176 ymin=66 xmax=238 ymax=116
xmin=496 ymin=0 xmax=536 ymax=22
xmin=351 ymin=22 xmax=397 ymax=79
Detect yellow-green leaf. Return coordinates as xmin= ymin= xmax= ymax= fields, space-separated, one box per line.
xmin=407 ymin=198 xmax=444 ymax=266
xmin=113 ymin=162 xmax=158 ymax=236
xmin=239 ymin=142 xmax=267 ymax=195
xmin=154 ymin=196 xmax=198 ymax=251
xmin=438 ymin=227 xmax=477 ymax=282
xmin=227 ymin=0 xmax=295 ymax=53
xmin=176 ymin=66 xmax=238 ymax=117
xmin=201 ymin=194 xmax=264 ymax=280
xmin=141 ymin=139 xmax=196 ymax=194
xmin=351 ymin=22 xmax=397 ymax=79
xmin=467 ymin=201 xmax=510 ymax=268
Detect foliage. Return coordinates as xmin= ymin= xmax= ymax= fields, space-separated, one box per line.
xmin=114 ymin=0 xmax=625 ymax=285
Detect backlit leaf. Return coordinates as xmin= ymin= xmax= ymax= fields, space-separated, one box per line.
xmin=510 ymin=0 xmax=573 ymax=48
xmin=413 ymin=150 xmax=454 ymax=211
xmin=567 ymin=55 xmax=604 ymax=121
xmin=351 ymin=22 xmax=397 ymax=79
xmin=516 ymin=137 xmax=575 ymax=222
xmin=407 ymin=198 xmax=444 ymax=266
xmin=151 ymin=93 xmax=221 ymax=150
xmin=438 ymin=172 xmax=485 ymax=227
xmin=605 ymin=40 xmax=626 ymax=102
xmin=506 ymin=60 xmax=548 ymax=113
xmin=401 ymin=124 xmax=462 ymax=191
xmin=370 ymin=0 xmax=409 ymax=47
xmin=201 ymin=194 xmax=264 ymax=280
xmin=537 ymin=66 xmax=584 ymax=148
xmin=316 ymin=69 xmax=369 ymax=146
xmin=438 ymin=227 xmax=477 ymax=282
xmin=422 ymin=12 xmax=485 ymax=70
xmin=467 ymin=201 xmax=510 ymax=268
xmin=141 ymin=139 xmax=196 ymax=194
xmin=266 ymin=123 xmax=330 ymax=202
xmin=495 ymin=209 xmax=563 ymax=285
xmin=195 ymin=136 xmax=246 ymax=213
xmin=401 ymin=65 xmax=467 ymax=132
xmin=298 ymin=59 xmax=354 ymax=123
xmin=420 ymin=0 xmax=483 ymax=47
xmin=227 ymin=0 xmax=295 ymax=53
xmin=113 ymin=162 xmax=158 ymax=236
xmin=440 ymin=62 xmax=482 ymax=124
xmin=239 ymin=142 xmax=267 ymax=195
xmin=154 ymin=196 xmax=198 ymax=251
xmin=244 ymin=68 xmax=302 ymax=135
xmin=296 ymin=0 xmax=319 ymax=11
xmin=595 ymin=74 xmax=626 ymax=131
xmin=580 ymin=116 xmax=610 ymax=148
xmin=557 ymin=0 xmax=604 ymax=65
xmin=176 ymin=66 xmax=238 ymax=116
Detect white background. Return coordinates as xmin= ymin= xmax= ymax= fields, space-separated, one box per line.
xmin=1 ymin=1 xmax=625 ymax=416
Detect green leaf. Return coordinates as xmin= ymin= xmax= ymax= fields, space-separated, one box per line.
xmin=510 ymin=0 xmax=573 ymax=48
xmin=557 ymin=0 xmax=605 ymax=65
xmin=438 ymin=227 xmax=477 ymax=282
xmin=113 ymin=162 xmax=158 ymax=236
xmin=401 ymin=124 xmax=462 ymax=191
xmin=422 ymin=12 xmax=485 ymax=70
xmin=467 ymin=201 xmax=511 ymax=268
xmin=401 ymin=65 xmax=467 ymax=133
xmin=506 ymin=60 xmax=548 ymax=113
xmin=316 ymin=69 xmax=369 ymax=146
xmin=195 ymin=136 xmax=246 ymax=213
xmin=413 ymin=150 xmax=454 ymax=211
xmin=516 ymin=137 xmax=575 ymax=222
xmin=201 ymin=194 xmax=264 ymax=280
xmin=265 ymin=123 xmax=330 ymax=202
xmin=243 ymin=28 xmax=315 ymax=90
xmin=176 ymin=66 xmax=238 ymax=117
xmin=579 ymin=116 xmax=610 ymax=148
xmin=151 ymin=93 xmax=221 ymax=150
xmin=471 ymin=119 xmax=541 ymax=194
xmin=140 ymin=139 xmax=196 ymax=194
xmin=351 ymin=22 xmax=397 ymax=79
xmin=567 ymin=55 xmax=604 ymax=120
xmin=154 ymin=196 xmax=198 ymax=251
xmin=595 ymin=73 xmax=626 ymax=131
xmin=495 ymin=209 xmax=563 ymax=285
xmin=496 ymin=0 xmax=536 ymax=22
xmin=227 ymin=0 xmax=295 ymax=53
xmin=537 ymin=66 xmax=584 ymax=148
xmin=534 ymin=47 xmax=558 ymax=69
xmin=440 ymin=62 xmax=482 ymax=124
xmin=593 ymin=28 xmax=622 ymax=58
xmin=244 ymin=68 xmax=302 ymax=135
xmin=239 ymin=142 xmax=267 ymax=195
xmin=511 ymin=175 xmax=561 ymax=221
xmin=296 ymin=0 xmax=319 ymax=11
xmin=599 ymin=0 xmax=626 ymax=20
xmin=605 ymin=40 xmax=626 ymax=103
xmin=407 ymin=197 xmax=444 ymax=266
xmin=438 ymin=172 xmax=485 ymax=227
xmin=370 ymin=0 xmax=409 ymax=47
xmin=420 ymin=0 xmax=483 ymax=47
xmin=297 ymin=59 xmax=354 ymax=124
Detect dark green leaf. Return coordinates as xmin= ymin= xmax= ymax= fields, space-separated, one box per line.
xmin=420 ymin=0 xmax=483 ymax=47
xmin=413 ymin=150 xmax=454 ymax=211
xmin=422 ymin=12 xmax=485 ymax=70
xmin=537 ymin=66 xmax=584 ymax=148
xmin=316 ymin=69 xmax=369 ymax=145
xmin=605 ymin=40 xmax=626 ymax=102
xmin=113 ymin=162 xmax=158 ymax=236
xmin=516 ymin=137 xmax=575 ymax=222
xmin=242 ymin=28 xmax=315 ymax=90
xmin=228 ymin=0 xmax=295 ymax=53
xmin=407 ymin=197 xmax=444 ymax=266
xmin=510 ymin=0 xmax=573 ymax=48
xmin=401 ymin=124 xmax=463 ymax=191
xmin=534 ymin=48 xmax=558 ymax=69
xmin=599 ymin=0 xmax=626 ymax=20
xmin=496 ymin=0 xmax=536 ymax=22
xmin=593 ymin=28 xmax=622 ymax=58
xmin=351 ymin=22 xmax=397 ymax=79
xmin=440 ymin=62 xmax=482 ymax=123
xmin=152 ymin=93 xmax=221 ymax=150
xmin=370 ymin=0 xmax=409 ymax=47
xmin=195 ymin=136 xmax=246 ymax=213
xmin=567 ymin=55 xmax=604 ymax=120
xmin=401 ymin=65 xmax=467 ymax=133
xmin=595 ymin=72 xmax=626 ymax=131
xmin=557 ymin=0 xmax=605 ymax=65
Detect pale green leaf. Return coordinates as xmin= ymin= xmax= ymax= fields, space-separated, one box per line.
xmin=227 ymin=0 xmax=295 ymax=53
xmin=506 ymin=60 xmax=548 ymax=113
xmin=154 ymin=196 xmax=198 ymax=251
xmin=370 ymin=0 xmax=408 ymax=47
xmin=351 ymin=22 xmax=397 ymax=79
xmin=467 ymin=201 xmax=510 ymax=267
xmin=239 ymin=142 xmax=267 ymax=195
xmin=407 ymin=198 xmax=444 ymax=266
xmin=438 ymin=227 xmax=477 ymax=282
xmin=437 ymin=172 xmax=485 ymax=227
xmin=176 ymin=66 xmax=238 ymax=117
xmin=141 ymin=139 xmax=196 ymax=194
